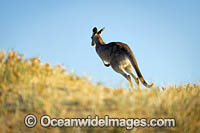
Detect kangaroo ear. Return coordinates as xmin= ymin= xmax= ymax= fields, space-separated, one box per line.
xmin=93 ymin=27 xmax=98 ymax=34
xmin=98 ymin=27 xmax=105 ymax=35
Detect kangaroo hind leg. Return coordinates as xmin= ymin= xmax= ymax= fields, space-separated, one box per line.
xmin=124 ymin=65 xmax=140 ymax=88
xmin=112 ymin=65 xmax=134 ymax=88
xmin=118 ymin=69 xmax=134 ymax=88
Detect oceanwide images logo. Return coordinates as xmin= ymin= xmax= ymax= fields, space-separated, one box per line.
xmin=24 ymin=114 xmax=176 ymax=130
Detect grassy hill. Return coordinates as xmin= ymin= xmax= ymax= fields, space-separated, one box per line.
xmin=0 ymin=51 xmax=199 ymax=133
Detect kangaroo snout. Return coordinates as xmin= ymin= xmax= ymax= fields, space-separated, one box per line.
xmin=91 ymin=42 xmax=95 ymax=46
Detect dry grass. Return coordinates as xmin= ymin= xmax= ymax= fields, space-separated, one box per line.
xmin=0 ymin=50 xmax=199 ymax=133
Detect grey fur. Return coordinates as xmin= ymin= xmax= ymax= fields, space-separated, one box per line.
xmin=91 ymin=27 xmax=153 ymax=88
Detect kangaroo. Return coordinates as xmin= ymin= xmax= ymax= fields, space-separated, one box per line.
xmin=91 ymin=27 xmax=153 ymax=88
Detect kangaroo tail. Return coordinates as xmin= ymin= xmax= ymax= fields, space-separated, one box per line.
xmin=128 ymin=52 xmax=153 ymax=88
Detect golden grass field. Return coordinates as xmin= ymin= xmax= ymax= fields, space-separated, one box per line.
xmin=0 ymin=51 xmax=199 ymax=133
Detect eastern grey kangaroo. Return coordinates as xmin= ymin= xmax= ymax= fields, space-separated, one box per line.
xmin=91 ymin=27 xmax=153 ymax=88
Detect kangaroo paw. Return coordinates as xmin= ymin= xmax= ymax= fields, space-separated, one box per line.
xmin=104 ymin=63 xmax=110 ymax=67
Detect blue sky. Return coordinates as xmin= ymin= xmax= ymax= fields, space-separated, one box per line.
xmin=0 ymin=0 xmax=200 ymax=88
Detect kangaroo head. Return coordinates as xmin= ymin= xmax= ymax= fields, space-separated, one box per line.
xmin=91 ymin=27 xmax=105 ymax=46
